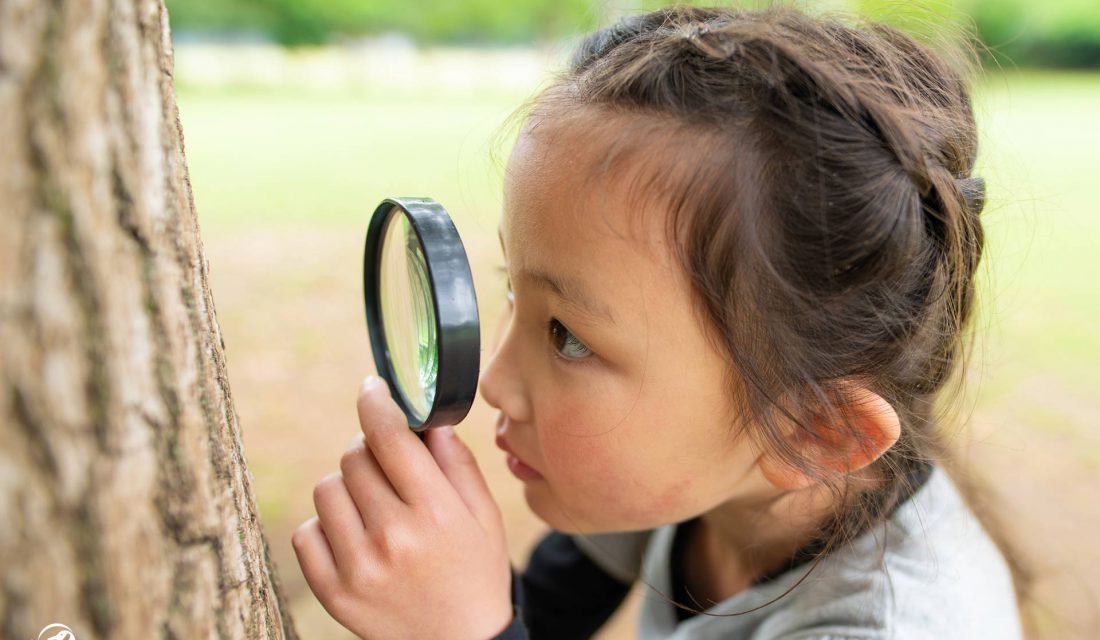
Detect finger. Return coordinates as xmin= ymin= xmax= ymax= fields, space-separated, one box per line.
xmin=341 ymin=434 xmax=405 ymax=529
xmin=357 ymin=375 xmax=443 ymax=504
xmin=425 ymin=425 xmax=501 ymax=528
xmin=312 ymin=472 xmax=368 ymax=571
xmin=291 ymin=517 xmax=340 ymax=603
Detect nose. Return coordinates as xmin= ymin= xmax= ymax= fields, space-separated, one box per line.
xmin=478 ymin=311 xmax=532 ymax=424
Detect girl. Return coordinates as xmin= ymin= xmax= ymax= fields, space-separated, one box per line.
xmin=292 ymin=6 xmax=1029 ymax=639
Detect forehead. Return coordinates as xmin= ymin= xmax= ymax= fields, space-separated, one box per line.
xmin=498 ymin=110 xmax=718 ymax=366
xmin=498 ymin=108 xmax=734 ymax=398
xmin=501 ymin=110 xmax=676 ymax=265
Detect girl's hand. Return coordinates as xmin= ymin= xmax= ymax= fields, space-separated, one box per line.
xmin=292 ymin=375 xmax=514 ymax=640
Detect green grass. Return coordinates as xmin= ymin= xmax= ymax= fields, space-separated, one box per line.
xmin=177 ymin=84 xmax=529 ymax=232
xmin=971 ymin=70 xmax=1100 ymax=404
xmin=176 ymin=66 xmax=1100 ymax=421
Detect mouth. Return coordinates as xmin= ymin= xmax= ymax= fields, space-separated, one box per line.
xmin=494 ymin=432 xmax=544 ymax=482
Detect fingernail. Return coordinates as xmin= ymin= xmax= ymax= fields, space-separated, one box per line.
xmin=440 ymin=425 xmax=455 ymax=438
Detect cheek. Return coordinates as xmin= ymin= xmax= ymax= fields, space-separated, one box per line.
xmin=538 ymin=400 xmax=620 ymax=483
xmin=533 ymin=394 xmax=706 ymax=529
xmin=539 ymin=400 xmax=611 ymax=466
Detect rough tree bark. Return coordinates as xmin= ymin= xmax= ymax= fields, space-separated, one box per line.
xmin=0 ymin=1 xmax=299 ymax=638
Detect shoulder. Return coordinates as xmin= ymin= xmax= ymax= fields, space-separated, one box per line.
xmin=881 ymin=467 xmax=1023 ymax=638
xmin=754 ymin=467 xmax=1024 ymax=640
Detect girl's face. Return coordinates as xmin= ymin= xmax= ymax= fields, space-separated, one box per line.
xmin=479 ymin=115 xmax=765 ymax=533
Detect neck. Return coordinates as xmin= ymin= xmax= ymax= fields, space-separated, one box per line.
xmin=711 ymin=487 xmax=833 ymax=567
xmin=681 ymin=470 xmax=876 ymax=607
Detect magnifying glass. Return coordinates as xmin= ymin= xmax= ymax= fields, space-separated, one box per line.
xmin=363 ymin=197 xmax=480 ymax=434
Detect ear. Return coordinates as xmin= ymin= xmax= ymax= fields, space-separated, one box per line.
xmin=758 ymin=386 xmax=901 ymax=491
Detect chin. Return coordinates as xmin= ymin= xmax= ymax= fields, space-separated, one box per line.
xmin=523 ymin=482 xmax=589 ymax=533
xmin=523 ymin=483 xmax=647 ymax=534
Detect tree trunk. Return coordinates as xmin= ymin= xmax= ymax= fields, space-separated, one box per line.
xmin=0 ymin=1 xmax=299 ymax=638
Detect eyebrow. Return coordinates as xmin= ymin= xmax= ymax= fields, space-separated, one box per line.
xmin=498 ymin=226 xmax=617 ymax=326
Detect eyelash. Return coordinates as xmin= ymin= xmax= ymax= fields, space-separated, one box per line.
xmin=547 ymin=318 xmax=593 ymax=363
xmin=494 ymin=264 xmax=595 ymax=366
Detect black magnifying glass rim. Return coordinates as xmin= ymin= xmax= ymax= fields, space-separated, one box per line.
xmin=364 ymin=197 xmax=480 ymax=432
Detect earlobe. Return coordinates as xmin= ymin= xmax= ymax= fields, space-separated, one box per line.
xmin=758 ymin=386 xmax=901 ymax=491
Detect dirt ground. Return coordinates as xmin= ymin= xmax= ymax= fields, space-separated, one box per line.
xmin=203 ymin=225 xmax=1099 ymax=639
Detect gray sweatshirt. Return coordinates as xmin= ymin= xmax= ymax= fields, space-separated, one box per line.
xmin=566 ymin=466 xmax=1024 ymax=639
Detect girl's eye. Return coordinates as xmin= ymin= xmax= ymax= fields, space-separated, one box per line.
xmin=548 ymin=319 xmax=593 ymax=361
xmin=495 ymin=264 xmax=591 ymax=363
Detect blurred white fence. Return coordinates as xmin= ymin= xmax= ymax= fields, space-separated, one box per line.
xmin=171 ymin=37 xmax=566 ymax=95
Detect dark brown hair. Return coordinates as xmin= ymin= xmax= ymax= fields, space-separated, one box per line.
xmin=503 ymin=2 xmax=1036 ymax=629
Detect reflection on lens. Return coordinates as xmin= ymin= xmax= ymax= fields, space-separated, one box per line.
xmin=380 ymin=211 xmax=438 ymax=422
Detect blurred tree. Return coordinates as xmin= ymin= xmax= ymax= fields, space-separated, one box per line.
xmin=165 ymin=0 xmax=1100 ymax=67
xmin=0 ymin=1 xmax=299 ymax=638
xmin=958 ymin=0 xmax=1100 ymax=68
xmin=166 ymin=0 xmax=599 ymax=45
xmin=857 ymin=0 xmax=1100 ymax=68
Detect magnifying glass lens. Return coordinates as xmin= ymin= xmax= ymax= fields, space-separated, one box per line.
xmin=365 ymin=197 xmax=479 ymax=431
xmin=380 ymin=213 xmax=437 ymax=422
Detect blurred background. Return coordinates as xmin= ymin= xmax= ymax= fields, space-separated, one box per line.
xmin=164 ymin=0 xmax=1100 ymax=637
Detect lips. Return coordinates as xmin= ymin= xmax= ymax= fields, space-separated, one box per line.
xmin=494 ymin=432 xmax=544 ymax=481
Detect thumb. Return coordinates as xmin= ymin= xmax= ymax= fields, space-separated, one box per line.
xmin=426 ymin=426 xmax=501 ymax=528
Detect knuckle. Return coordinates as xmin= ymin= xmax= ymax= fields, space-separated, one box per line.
xmin=342 ymin=554 xmax=379 ymax=593
xmin=423 ymin=501 xmax=454 ymax=528
xmin=340 ymin=442 xmax=365 ymax=475
xmin=291 ymin=521 xmax=310 ymax=549
xmin=427 ymin=510 xmax=454 ymax=533
xmin=346 ymin=433 xmax=366 ymax=452
xmin=312 ymin=472 xmax=343 ymax=505
xmin=374 ymin=523 xmax=413 ymax=562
